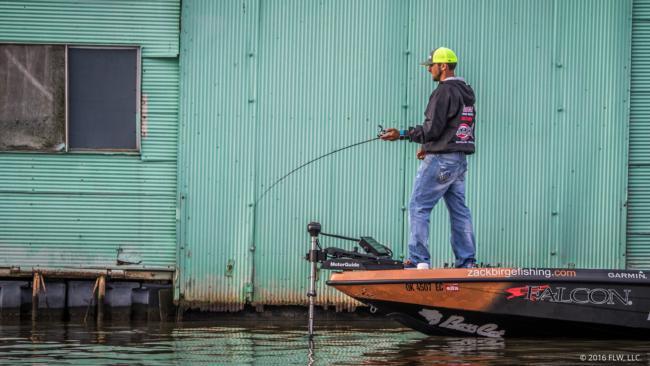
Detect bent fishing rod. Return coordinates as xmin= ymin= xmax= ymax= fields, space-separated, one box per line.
xmin=253 ymin=126 xmax=387 ymax=206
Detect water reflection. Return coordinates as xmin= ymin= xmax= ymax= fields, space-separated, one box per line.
xmin=308 ymin=337 xmax=315 ymax=366
xmin=0 ymin=320 xmax=649 ymax=365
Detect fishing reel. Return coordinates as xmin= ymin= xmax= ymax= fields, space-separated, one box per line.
xmin=377 ymin=125 xmax=387 ymax=137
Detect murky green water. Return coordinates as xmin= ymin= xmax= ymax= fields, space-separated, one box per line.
xmin=1 ymin=320 xmax=650 ymax=365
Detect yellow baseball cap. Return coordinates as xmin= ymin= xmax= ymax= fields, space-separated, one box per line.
xmin=420 ymin=47 xmax=458 ymax=66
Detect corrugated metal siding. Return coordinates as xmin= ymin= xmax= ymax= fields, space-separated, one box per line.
xmin=627 ymin=0 xmax=650 ymax=269
xmin=177 ymin=0 xmax=256 ymax=310
xmin=0 ymin=156 xmax=177 ymax=269
xmin=547 ymin=0 xmax=629 ymax=269
xmin=141 ymin=58 xmax=180 ymax=162
xmin=252 ymin=0 xmax=408 ymax=309
xmin=179 ymin=0 xmax=408 ymax=310
xmin=413 ymin=0 xmax=631 ymax=269
xmin=0 ymin=2 xmax=180 ymax=270
xmin=178 ymin=0 xmax=632 ymax=309
xmin=0 ymin=0 xmax=179 ymax=57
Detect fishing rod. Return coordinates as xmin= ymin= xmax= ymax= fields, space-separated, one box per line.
xmin=253 ymin=125 xmax=387 ymax=206
xmin=251 ymin=125 xmax=388 ymax=338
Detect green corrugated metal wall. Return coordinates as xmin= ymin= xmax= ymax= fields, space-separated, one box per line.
xmin=413 ymin=0 xmax=631 ymax=269
xmin=0 ymin=1 xmax=180 ymax=270
xmin=628 ymin=0 xmax=650 ymax=269
xmin=0 ymin=0 xmax=178 ymax=57
xmin=177 ymin=0 xmax=257 ymax=310
xmin=253 ymin=0 xmax=408 ymax=308
xmin=178 ymin=0 xmax=633 ymax=310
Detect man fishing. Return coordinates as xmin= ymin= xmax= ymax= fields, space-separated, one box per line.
xmin=381 ymin=47 xmax=477 ymax=269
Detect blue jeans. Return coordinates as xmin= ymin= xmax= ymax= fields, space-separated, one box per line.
xmin=408 ymin=152 xmax=476 ymax=268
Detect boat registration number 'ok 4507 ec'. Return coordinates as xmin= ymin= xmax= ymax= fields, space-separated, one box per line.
xmin=405 ymin=283 xmax=460 ymax=292
xmin=405 ymin=283 xmax=432 ymax=292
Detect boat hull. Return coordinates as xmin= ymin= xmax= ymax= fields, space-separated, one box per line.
xmin=327 ymin=268 xmax=650 ymax=338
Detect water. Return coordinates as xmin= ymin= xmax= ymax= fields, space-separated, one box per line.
xmin=1 ymin=320 xmax=650 ymax=365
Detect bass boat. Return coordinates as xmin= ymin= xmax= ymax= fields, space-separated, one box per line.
xmin=305 ymin=222 xmax=650 ymax=338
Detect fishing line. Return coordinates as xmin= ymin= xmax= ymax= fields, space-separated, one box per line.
xmin=254 ymin=126 xmax=386 ymax=206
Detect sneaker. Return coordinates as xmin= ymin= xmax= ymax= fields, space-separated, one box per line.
xmin=458 ymin=261 xmax=477 ymax=269
xmin=416 ymin=263 xmax=430 ymax=270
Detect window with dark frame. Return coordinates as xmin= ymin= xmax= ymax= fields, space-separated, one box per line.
xmin=68 ymin=47 xmax=139 ymax=151
xmin=0 ymin=44 xmax=140 ymax=153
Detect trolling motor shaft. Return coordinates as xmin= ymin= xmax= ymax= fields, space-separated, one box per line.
xmin=306 ymin=221 xmax=321 ymax=337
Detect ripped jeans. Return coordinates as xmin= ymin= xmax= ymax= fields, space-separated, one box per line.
xmin=408 ymin=152 xmax=476 ymax=268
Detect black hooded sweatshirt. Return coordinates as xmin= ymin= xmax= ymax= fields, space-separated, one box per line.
xmin=406 ymin=78 xmax=476 ymax=154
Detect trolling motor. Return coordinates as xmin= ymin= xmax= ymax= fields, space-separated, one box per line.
xmin=305 ymin=221 xmax=402 ymax=336
xmin=305 ymin=222 xmax=403 ymax=271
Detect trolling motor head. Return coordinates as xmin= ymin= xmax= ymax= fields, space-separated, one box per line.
xmin=305 ymin=221 xmax=403 ymax=271
xmin=307 ymin=222 xmax=321 ymax=237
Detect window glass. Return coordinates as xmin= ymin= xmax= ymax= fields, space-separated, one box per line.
xmin=0 ymin=44 xmax=66 ymax=151
xmin=68 ymin=48 xmax=138 ymax=150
